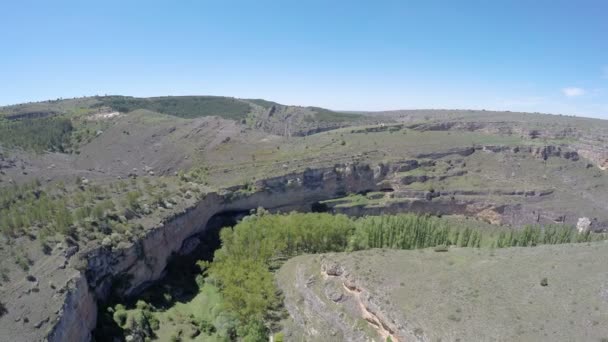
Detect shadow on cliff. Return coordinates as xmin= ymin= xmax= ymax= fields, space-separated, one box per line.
xmin=92 ymin=210 xmax=247 ymax=341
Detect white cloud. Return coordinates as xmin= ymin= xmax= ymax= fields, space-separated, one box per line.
xmin=562 ymin=87 xmax=585 ymax=97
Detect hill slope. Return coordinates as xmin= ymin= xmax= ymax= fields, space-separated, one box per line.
xmin=278 ymin=243 xmax=608 ymax=341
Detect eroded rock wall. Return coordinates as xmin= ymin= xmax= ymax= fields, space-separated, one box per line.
xmin=46 ymin=275 xmax=97 ymax=342
xmin=48 ymin=162 xmax=382 ymax=341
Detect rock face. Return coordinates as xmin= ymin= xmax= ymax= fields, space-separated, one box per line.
xmin=278 ymin=255 xmax=416 ymax=341
xmin=48 ymin=162 xmax=381 ymax=341
xmin=576 ymin=140 xmax=608 ymax=170
xmin=83 ymin=163 xmax=379 ymax=299
xmin=409 ymin=119 xmax=608 ymax=170
xmin=46 ymin=275 xmax=97 ymax=342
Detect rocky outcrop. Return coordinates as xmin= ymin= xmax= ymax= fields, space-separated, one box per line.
xmin=529 ymin=145 xmax=579 ymax=161
xmin=408 ymin=119 xmax=608 ymax=170
xmin=417 ymin=146 xmax=476 ymax=159
xmin=350 ymin=124 xmax=405 ymax=134
xmin=577 ymin=217 xmax=592 ymax=233
xmin=575 ymin=140 xmax=608 ymax=170
xmin=46 ymin=275 xmax=97 ymax=342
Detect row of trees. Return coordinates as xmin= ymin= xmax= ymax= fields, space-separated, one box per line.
xmin=494 ymin=224 xmax=589 ymax=247
xmin=208 ymin=211 xmax=356 ymax=340
xmin=350 ymin=215 xmax=482 ymax=250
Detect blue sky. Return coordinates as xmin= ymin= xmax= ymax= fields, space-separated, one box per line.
xmin=1 ymin=0 xmax=607 ymax=118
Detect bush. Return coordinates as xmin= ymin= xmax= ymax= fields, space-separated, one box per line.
xmin=238 ymin=320 xmax=268 ymax=342
xmin=148 ymin=315 xmax=160 ymax=331
xmin=274 ymin=332 xmax=285 ymax=342
xmin=199 ymin=319 xmax=216 ymax=334
xmin=113 ymin=310 xmax=128 ymax=327
xmin=135 ymin=300 xmax=149 ymax=310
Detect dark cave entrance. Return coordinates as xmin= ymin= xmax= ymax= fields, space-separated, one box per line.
xmin=92 ymin=210 xmax=250 ymax=341
xmin=311 ymin=201 xmax=329 ymax=213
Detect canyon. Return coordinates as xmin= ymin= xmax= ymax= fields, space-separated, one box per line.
xmin=46 ymin=146 xmax=607 ymax=341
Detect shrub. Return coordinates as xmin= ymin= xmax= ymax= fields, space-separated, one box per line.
xmin=199 ymin=319 xmax=216 ymax=334
xmin=0 ymin=268 xmax=9 ymax=283
xmin=135 ymin=300 xmax=149 ymax=310
xmin=238 ymin=320 xmax=267 ymax=342
xmin=113 ymin=310 xmax=128 ymax=327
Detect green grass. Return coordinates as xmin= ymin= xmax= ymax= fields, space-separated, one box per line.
xmin=277 ymin=243 xmax=608 ymax=341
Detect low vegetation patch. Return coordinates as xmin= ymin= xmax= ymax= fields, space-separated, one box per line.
xmin=94 ymin=96 xmax=252 ymax=120
xmin=304 ymin=107 xmax=364 ymax=123
xmin=0 ymin=173 xmax=204 ymax=263
xmin=0 ymin=117 xmax=72 ymax=152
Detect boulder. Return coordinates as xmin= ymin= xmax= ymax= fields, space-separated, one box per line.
xmin=577 ymin=217 xmax=591 ymax=233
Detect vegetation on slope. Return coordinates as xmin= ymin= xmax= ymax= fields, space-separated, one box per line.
xmin=305 ymin=106 xmax=364 ymax=123
xmin=0 ymin=167 xmax=208 ymax=263
xmin=245 ymin=99 xmax=280 ymax=109
xmin=94 ymin=96 xmax=252 ymax=120
xmin=0 ymin=117 xmax=73 ymax=152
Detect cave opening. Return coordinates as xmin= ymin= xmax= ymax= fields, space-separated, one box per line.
xmin=311 ymin=201 xmax=329 ymax=213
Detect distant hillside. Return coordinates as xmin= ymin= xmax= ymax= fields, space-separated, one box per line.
xmin=0 ymin=96 xmax=370 ymax=144
xmin=93 ymin=96 xmax=252 ymax=120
